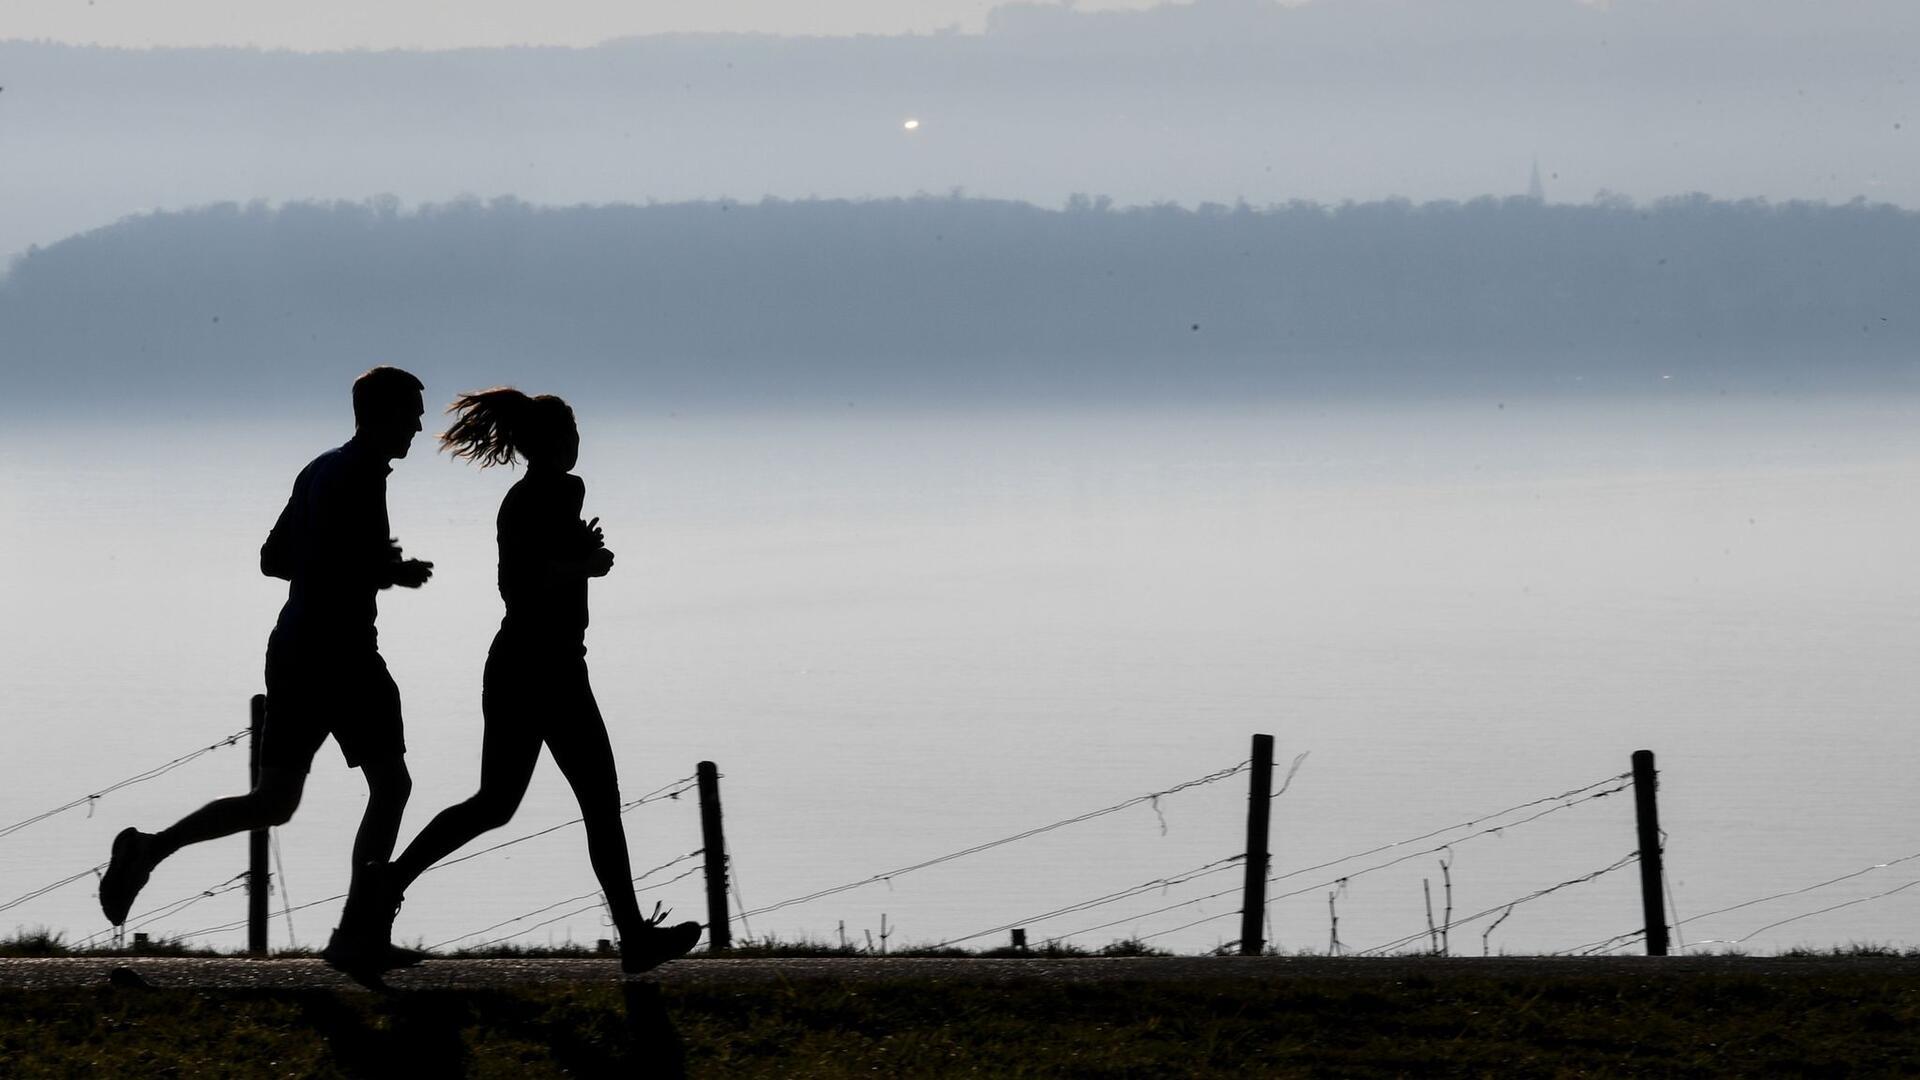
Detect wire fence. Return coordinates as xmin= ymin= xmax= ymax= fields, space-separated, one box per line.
xmin=0 ymin=725 xmax=703 ymax=951
xmin=20 ymin=724 xmax=1920 ymax=958
xmin=444 ymin=857 xmax=709 ymax=952
xmin=0 ymin=729 xmax=250 ymax=842
xmin=1563 ymin=844 xmax=1920 ymax=957
xmin=916 ymin=771 xmax=1635 ymax=954
xmin=734 ymin=760 xmax=1253 ymax=923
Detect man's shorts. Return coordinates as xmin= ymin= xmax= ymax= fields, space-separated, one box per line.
xmin=260 ymin=624 xmax=406 ymax=772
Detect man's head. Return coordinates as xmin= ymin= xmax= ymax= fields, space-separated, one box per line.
xmin=352 ymin=366 xmax=426 ymax=460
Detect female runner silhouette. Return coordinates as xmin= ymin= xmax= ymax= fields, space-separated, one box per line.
xmin=381 ymin=388 xmax=699 ymax=972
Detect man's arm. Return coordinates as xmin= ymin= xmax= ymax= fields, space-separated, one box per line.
xmin=308 ymin=459 xmax=432 ymax=590
xmin=260 ymin=495 xmax=299 ymax=580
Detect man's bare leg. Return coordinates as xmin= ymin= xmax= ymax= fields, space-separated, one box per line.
xmin=153 ymin=768 xmax=307 ymax=859
xmin=350 ymin=757 xmax=412 ymax=879
xmin=100 ymin=769 xmax=306 ymax=925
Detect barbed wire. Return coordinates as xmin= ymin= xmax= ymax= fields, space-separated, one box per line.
xmin=272 ymin=829 xmax=297 ymax=947
xmin=1271 ymin=752 xmax=1309 ymax=799
xmin=1558 ymin=929 xmax=1646 ymax=957
xmin=923 ymin=756 xmax=1323 ymax=947
xmin=111 ymin=773 xmax=700 ymax=945
xmin=1674 ymin=848 xmax=1920 ymax=936
xmin=72 ymin=872 xmax=252 ymax=947
xmin=1266 ymin=774 xmax=1631 ymax=892
xmin=727 ymin=853 xmax=755 ymax=944
xmin=1043 ymin=776 xmax=1632 ymax=947
xmin=0 ymin=729 xmax=251 ymax=841
xmin=430 ymin=774 xmax=698 ymax=873
xmin=932 ymin=855 xmax=1248 ymax=948
xmin=1356 ymin=851 xmax=1641 ymax=956
xmin=1699 ymin=876 xmax=1920 ymax=948
xmin=432 ymin=849 xmax=705 ymax=950
xmin=175 ymin=890 xmax=347 ymax=940
xmin=0 ymin=863 xmax=108 ymax=916
xmin=738 ymin=760 xmax=1253 ymax=921
xmin=459 ymin=863 xmax=708 ymax=952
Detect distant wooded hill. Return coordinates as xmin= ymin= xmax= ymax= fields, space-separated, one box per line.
xmin=4 ymin=195 xmax=1916 ymax=411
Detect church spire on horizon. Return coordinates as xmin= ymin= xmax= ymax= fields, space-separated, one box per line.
xmin=1528 ymin=156 xmax=1546 ymax=202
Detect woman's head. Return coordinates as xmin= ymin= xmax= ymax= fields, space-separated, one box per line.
xmin=441 ymin=387 xmax=578 ymax=470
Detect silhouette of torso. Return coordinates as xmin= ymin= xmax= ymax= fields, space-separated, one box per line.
xmin=260 ymin=438 xmax=395 ymax=645
xmin=496 ymin=469 xmax=592 ymax=648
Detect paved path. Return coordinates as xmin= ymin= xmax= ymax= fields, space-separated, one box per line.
xmin=7 ymin=955 xmax=1920 ymax=991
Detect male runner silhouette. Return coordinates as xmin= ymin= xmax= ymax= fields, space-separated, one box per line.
xmin=99 ymin=366 xmax=433 ymax=981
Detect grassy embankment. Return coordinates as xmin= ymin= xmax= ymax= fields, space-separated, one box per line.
xmin=3 ymin=968 xmax=1920 ymax=1077
xmin=5 ymin=958 xmax=1920 ymax=1075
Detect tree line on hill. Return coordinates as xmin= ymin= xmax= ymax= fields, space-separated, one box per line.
xmin=5 ymin=193 xmax=1916 ymax=411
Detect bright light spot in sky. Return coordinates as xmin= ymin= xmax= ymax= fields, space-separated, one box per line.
xmin=903 ymin=119 xmax=920 ymax=131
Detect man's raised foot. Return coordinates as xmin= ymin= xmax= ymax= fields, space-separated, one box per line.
xmin=99 ymin=828 xmax=157 ymax=926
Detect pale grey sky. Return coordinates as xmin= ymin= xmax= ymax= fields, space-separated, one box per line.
xmin=2 ymin=0 xmax=1914 ymax=260
xmin=3 ymin=0 xmax=1902 ymax=50
xmin=2 ymin=0 xmax=1143 ymax=48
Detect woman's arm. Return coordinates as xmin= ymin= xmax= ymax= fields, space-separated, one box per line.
xmin=542 ymin=475 xmax=615 ymax=578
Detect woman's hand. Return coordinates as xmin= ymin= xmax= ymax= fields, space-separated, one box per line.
xmin=586 ymin=547 xmax=616 ymax=578
xmin=578 ymin=516 xmax=607 ymax=551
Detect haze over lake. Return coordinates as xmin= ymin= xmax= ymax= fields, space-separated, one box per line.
xmin=6 ymin=390 xmax=1919 ymax=955
xmin=6 ymin=0 xmax=1920 ymax=961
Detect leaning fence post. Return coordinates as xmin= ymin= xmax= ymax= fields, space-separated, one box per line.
xmin=1239 ymin=733 xmax=1275 ymax=955
xmin=248 ymin=694 xmax=270 ymax=957
xmin=1631 ymin=749 xmax=1669 ymax=956
xmin=697 ymin=761 xmax=731 ymax=952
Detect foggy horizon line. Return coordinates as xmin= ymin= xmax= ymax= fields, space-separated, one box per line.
xmin=8 ymin=189 xmax=1916 ymax=415
xmin=18 ymin=189 xmax=1920 ymax=268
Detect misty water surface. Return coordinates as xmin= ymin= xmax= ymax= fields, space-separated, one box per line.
xmin=3 ymin=393 xmax=1918 ymax=956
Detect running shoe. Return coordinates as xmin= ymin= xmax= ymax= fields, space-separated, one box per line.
xmin=99 ymin=828 xmax=156 ymax=926
xmin=620 ymin=921 xmax=703 ymax=974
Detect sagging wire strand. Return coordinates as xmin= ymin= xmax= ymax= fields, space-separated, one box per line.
xmin=738 ymin=760 xmax=1254 ymax=921
xmin=174 ymin=891 xmax=347 ymax=940
xmin=0 ymin=729 xmax=251 ymax=841
xmin=1271 ymin=752 xmax=1310 ymax=799
xmin=432 ymin=849 xmax=706 ymax=950
xmin=1673 ymin=847 xmax=1920 ymax=947
xmin=1559 ymin=929 xmax=1646 ymax=957
xmin=74 ymin=873 xmax=252 ymax=947
xmin=1661 ymin=851 xmax=1920 ymax=951
xmin=0 ymin=863 xmax=108 ymax=917
xmin=1037 ymin=772 xmax=1632 ymax=947
xmin=273 ymin=829 xmax=297 ymax=948
xmin=158 ymin=774 xmax=700 ymax=945
xmin=933 ymin=854 xmax=1249 ymax=948
xmin=429 ymin=774 xmax=698 ymax=873
xmin=451 ymin=861 xmax=708 ymax=952
xmin=727 ymin=853 xmax=755 ymax=945
xmin=1355 ymin=850 xmax=1641 ymax=956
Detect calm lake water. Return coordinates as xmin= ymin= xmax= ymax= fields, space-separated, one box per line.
xmin=4 ymin=392 xmax=1919 ymax=956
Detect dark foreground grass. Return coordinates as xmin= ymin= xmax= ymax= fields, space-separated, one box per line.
xmin=4 ymin=969 xmax=1920 ymax=1077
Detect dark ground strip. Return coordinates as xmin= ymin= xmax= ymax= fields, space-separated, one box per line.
xmin=6 ymin=954 xmax=1920 ymax=990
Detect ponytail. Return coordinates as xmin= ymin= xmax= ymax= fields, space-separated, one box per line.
xmin=441 ymin=387 xmax=573 ymax=467
xmin=441 ymin=387 xmax=532 ymax=467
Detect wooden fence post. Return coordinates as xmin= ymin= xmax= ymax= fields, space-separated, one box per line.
xmin=1631 ymin=749 xmax=1669 ymax=956
xmin=248 ymin=694 xmax=269 ymax=957
xmin=1239 ymin=733 xmax=1275 ymax=955
xmin=697 ymin=761 xmax=731 ymax=951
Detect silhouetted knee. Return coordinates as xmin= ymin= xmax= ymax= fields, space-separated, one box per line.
xmin=364 ymin=762 xmax=413 ymax=806
xmin=463 ymin=790 xmax=522 ymax=833
xmin=254 ymin=785 xmax=302 ymax=826
xmin=577 ymin=796 xmax=623 ymax=828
